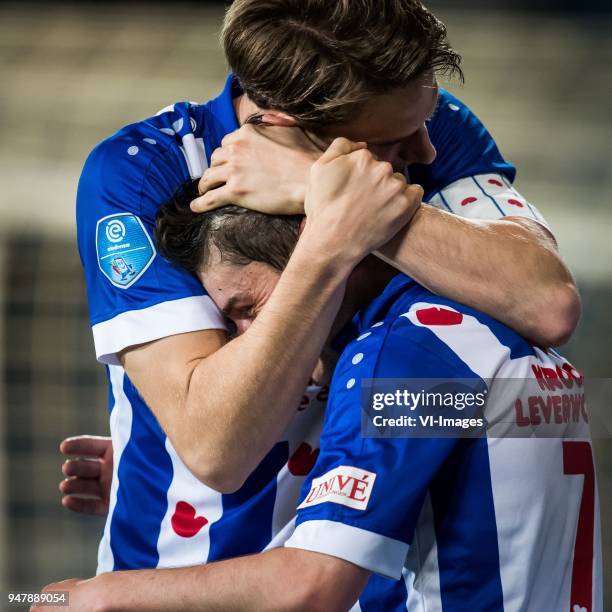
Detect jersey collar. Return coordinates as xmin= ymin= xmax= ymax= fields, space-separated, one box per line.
xmin=358 ymin=274 xmax=415 ymax=329
xmin=332 ymin=273 xmax=415 ymax=354
xmin=205 ymin=73 xmax=241 ymax=151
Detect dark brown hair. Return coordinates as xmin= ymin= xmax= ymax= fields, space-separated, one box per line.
xmin=222 ymin=0 xmax=463 ymax=127
xmin=155 ymin=180 xmax=302 ymax=275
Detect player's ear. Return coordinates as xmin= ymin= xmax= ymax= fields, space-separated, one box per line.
xmin=259 ymin=112 xmax=299 ymax=127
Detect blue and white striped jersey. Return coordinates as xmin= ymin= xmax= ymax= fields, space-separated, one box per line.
xmin=285 ymin=274 xmax=602 ymax=612
xmin=76 ymin=74 xmax=555 ymax=582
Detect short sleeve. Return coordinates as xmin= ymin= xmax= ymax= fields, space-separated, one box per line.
xmin=427 ymin=173 xmax=552 ymax=231
xmin=285 ymin=316 xmax=485 ymax=579
xmin=76 ymin=123 xmax=226 ymax=365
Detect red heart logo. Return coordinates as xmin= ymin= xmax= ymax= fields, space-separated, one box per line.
xmin=288 ymin=442 xmax=320 ymax=476
xmin=461 ymin=196 xmax=478 ymax=206
xmin=488 ymin=178 xmax=503 ymax=187
xmin=416 ymin=307 xmax=463 ymax=326
xmin=171 ymin=501 xmax=208 ymax=538
xmin=507 ymin=198 xmax=524 ymax=208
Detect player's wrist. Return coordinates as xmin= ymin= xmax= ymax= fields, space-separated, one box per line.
xmin=92 ymin=569 xmax=157 ymax=611
xmin=75 ymin=574 xmax=115 ymax=612
xmin=294 ymin=223 xmax=361 ymax=277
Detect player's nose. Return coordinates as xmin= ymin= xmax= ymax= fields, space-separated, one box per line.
xmin=368 ymin=144 xmax=408 ymax=173
xmin=398 ymin=127 xmax=437 ymax=167
xmin=235 ymin=319 xmax=252 ymax=335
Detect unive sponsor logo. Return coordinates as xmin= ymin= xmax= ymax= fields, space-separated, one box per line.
xmin=298 ymin=465 xmax=376 ymax=511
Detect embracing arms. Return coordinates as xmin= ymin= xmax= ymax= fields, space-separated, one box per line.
xmin=376 ymin=207 xmax=579 ymax=346
xmin=193 ymin=124 xmax=580 ymax=347
xmin=120 ymin=140 xmax=420 ymax=492
xmin=35 ymin=548 xmax=367 ymax=612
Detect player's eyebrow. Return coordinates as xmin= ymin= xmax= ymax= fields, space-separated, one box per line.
xmin=220 ymin=296 xmax=239 ymax=316
xmin=219 ymin=294 xmax=252 ymax=317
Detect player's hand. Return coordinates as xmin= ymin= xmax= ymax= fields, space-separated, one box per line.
xmin=191 ymin=124 xmax=322 ymax=214
xmin=302 ymin=137 xmax=423 ymax=266
xmin=59 ymin=435 xmax=113 ymax=516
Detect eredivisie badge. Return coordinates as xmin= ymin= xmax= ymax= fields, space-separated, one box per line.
xmin=96 ymin=213 xmax=156 ymax=288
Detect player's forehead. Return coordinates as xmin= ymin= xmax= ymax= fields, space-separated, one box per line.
xmin=321 ymin=75 xmax=439 ymax=145
xmin=197 ymin=256 xmax=239 ymax=301
xmin=199 ymin=259 xmax=275 ymax=311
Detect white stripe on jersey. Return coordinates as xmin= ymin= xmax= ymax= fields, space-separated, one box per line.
xmin=487 ymin=438 xmax=576 ymax=611
xmin=97 ymin=365 xmax=134 ymax=574
xmin=156 ymin=438 xmax=224 ymax=568
xmin=270 ymin=385 xmax=326 ymax=541
xmin=404 ymin=493 xmax=443 ymax=612
xmin=178 ymin=135 xmax=207 ymax=179
xmin=402 ymin=302 xmax=509 ymax=381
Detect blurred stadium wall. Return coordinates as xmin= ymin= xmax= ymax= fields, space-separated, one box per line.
xmin=0 ymin=1 xmax=610 ymax=604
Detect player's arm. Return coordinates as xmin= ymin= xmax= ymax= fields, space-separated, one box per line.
xmin=35 ymin=549 xmax=368 ymax=612
xmin=376 ymin=206 xmax=579 ymax=346
xmin=120 ymin=139 xmax=421 ymax=493
xmin=193 ymin=123 xmax=579 ymax=348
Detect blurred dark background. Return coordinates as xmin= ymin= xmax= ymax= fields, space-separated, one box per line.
xmin=0 ymin=0 xmax=610 ymax=607
xmin=19 ymin=0 xmax=612 ymax=12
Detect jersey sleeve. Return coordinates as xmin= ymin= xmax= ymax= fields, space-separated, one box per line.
xmin=284 ymin=315 xmax=485 ymax=580
xmin=426 ymin=173 xmax=551 ymax=231
xmin=76 ymin=127 xmax=226 ymax=365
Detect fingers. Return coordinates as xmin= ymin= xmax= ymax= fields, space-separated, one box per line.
xmin=194 ymin=145 xmax=230 ymax=201
xmin=60 ymin=436 xmax=111 ymax=459
xmin=197 ymin=166 xmax=229 ymax=196
xmin=318 ymin=137 xmax=367 ymax=163
xmin=62 ymin=458 xmax=102 ymax=479
xmin=60 ymin=476 xmax=103 ymax=497
xmin=220 ymin=130 xmax=239 ymax=147
xmin=210 ymin=147 xmax=228 ymax=166
xmin=405 ymin=182 xmax=425 ymax=200
xmin=190 ymin=184 xmax=236 ymax=213
xmin=61 ymin=495 xmax=108 ymax=517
